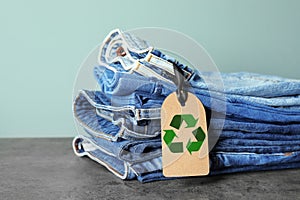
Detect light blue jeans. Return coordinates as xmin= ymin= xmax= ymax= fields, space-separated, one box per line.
xmin=74 ymin=89 xmax=300 ymax=141
xmin=83 ymin=66 xmax=300 ymax=142
xmin=74 ymin=89 xmax=300 ymax=153
xmin=73 ymin=90 xmax=161 ymax=141
xmin=73 ymin=87 xmax=300 ymax=182
xmin=94 ymin=64 xmax=300 ymax=113
xmin=73 ymin=29 xmax=300 ymax=182
xmin=97 ymin=29 xmax=300 ymax=99
xmin=73 ymin=134 xmax=300 ymax=183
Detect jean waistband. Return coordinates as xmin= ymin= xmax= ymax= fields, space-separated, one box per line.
xmin=98 ymin=29 xmax=300 ymax=98
xmin=97 ymin=29 xmax=194 ymax=85
xmin=98 ymin=29 xmax=151 ymax=63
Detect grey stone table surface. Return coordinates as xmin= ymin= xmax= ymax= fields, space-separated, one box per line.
xmin=0 ymin=138 xmax=299 ymax=200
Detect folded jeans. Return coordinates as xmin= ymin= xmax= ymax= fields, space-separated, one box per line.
xmin=73 ymin=135 xmax=300 ymax=183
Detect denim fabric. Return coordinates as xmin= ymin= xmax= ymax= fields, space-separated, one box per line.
xmin=73 ymin=90 xmax=161 ymax=141
xmin=73 ymin=136 xmax=136 ymax=180
xmin=211 ymin=161 xmax=300 ymax=175
xmin=98 ymin=30 xmax=176 ymax=86
xmin=97 ymin=30 xmax=197 ymax=91
xmin=76 ymin=52 xmax=300 ymax=141
xmin=74 ymin=89 xmax=300 ymax=143
xmin=74 ymin=92 xmax=300 ymax=155
xmin=212 ymin=118 xmax=300 ymax=134
xmin=219 ymin=130 xmax=300 ymax=140
xmin=98 ymin=29 xmax=151 ymax=66
xmin=210 ymin=151 xmax=300 ymax=169
xmin=75 ymin=112 xmax=300 ymax=153
xmin=94 ymin=65 xmax=300 ymax=124
xmin=138 ymin=161 xmax=300 ymax=182
xmin=94 ymin=64 xmax=300 ymax=112
xmin=213 ymin=139 xmax=300 ymax=153
xmin=198 ymin=72 xmax=300 ymax=98
xmin=96 ymin=62 xmax=300 ymax=106
xmin=73 ymin=29 xmax=300 ymax=182
xmin=73 ymin=82 xmax=300 ymax=182
xmin=95 ymin=29 xmax=300 ymax=113
xmin=98 ymin=29 xmax=300 ymax=99
xmin=73 ymin=135 xmax=163 ymax=181
xmin=73 ymin=135 xmax=300 ymax=183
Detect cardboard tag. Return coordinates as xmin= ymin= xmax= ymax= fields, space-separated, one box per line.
xmin=161 ymin=92 xmax=209 ymax=177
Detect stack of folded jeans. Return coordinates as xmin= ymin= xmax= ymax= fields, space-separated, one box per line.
xmin=72 ymin=29 xmax=300 ymax=183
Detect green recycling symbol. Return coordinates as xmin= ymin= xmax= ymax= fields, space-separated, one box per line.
xmin=163 ymin=114 xmax=206 ymax=154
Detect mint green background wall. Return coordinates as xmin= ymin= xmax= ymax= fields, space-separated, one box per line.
xmin=0 ymin=0 xmax=299 ymax=138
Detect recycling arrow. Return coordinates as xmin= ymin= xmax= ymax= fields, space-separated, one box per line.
xmin=163 ymin=114 xmax=206 ymax=154
xmin=170 ymin=114 xmax=198 ymax=129
xmin=186 ymin=127 xmax=206 ymax=154
xmin=163 ymin=130 xmax=183 ymax=153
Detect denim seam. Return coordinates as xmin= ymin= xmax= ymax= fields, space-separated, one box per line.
xmin=123 ymin=32 xmax=153 ymax=53
xmin=95 ymin=109 xmax=158 ymax=139
xmin=88 ymin=151 xmax=129 ymax=179
xmin=127 ymin=165 xmax=139 ymax=177
xmin=79 ymin=135 xmax=116 ymax=157
xmin=133 ymin=61 xmax=173 ymax=84
xmin=144 ymin=53 xmax=174 ymax=76
xmin=119 ymin=143 xmax=162 ymax=164
xmin=120 ymin=151 xmax=162 ymax=165
xmin=77 ymin=91 xmax=153 ymax=140
xmin=74 ymin=115 xmax=118 ymax=141
xmin=75 ymin=91 xmax=160 ymax=140
xmin=73 ymin=98 xmax=118 ymax=141
xmin=98 ymin=29 xmax=153 ymax=72
xmin=72 ymin=136 xmax=129 ymax=179
xmin=81 ymin=90 xmax=136 ymax=112
xmin=213 ymin=151 xmax=293 ymax=156
xmin=135 ymin=108 xmax=161 ymax=120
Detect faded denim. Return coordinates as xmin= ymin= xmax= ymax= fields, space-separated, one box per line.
xmin=73 ymin=29 xmax=300 ymax=182
xmin=73 ymin=135 xmax=300 ymax=183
